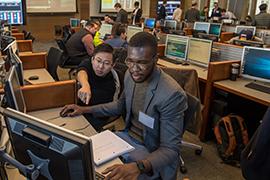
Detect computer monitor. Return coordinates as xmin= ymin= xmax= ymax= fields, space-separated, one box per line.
xmin=241 ymin=46 xmax=270 ymax=83
xmin=187 ymin=38 xmax=213 ymax=67
xmin=165 ymin=34 xmax=189 ymax=62
xmin=4 ymin=66 xmax=26 ymax=113
xmin=70 ymin=18 xmax=80 ymax=28
xmin=99 ymin=23 xmax=112 ymax=39
xmin=209 ymin=23 xmax=222 ymax=36
xmin=2 ymin=107 xmax=95 ymax=180
xmin=127 ymin=26 xmax=143 ymax=42
xmin=144 ymin=18 xmax=156 ymax=29
xmin=164 ymin=20 xmax=177 ymax=30
xmin=194 ymin=22 xmax=210 ymax=34
xmin=235 ymin=26 xmax=256 ymax=36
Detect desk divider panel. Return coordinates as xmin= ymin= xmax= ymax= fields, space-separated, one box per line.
xmin=211 ymin=42 xmax=243 ymax=62
xmin=22 ymin=80 xmax=77 ymax=112
xmin=17 ymin=40 xmax=33 ymax=52
xmin=12 ymin=33 xmax=24 ymax=40
xmin=157 ymin=44 xmax=165 ymax=57
xmin=199 ymin=60 xmax=241 ymax=141
xmin=20 ymin=52 xmax=47 ymax=70
xmin=220 ymin=32 xmax=234 ymax=43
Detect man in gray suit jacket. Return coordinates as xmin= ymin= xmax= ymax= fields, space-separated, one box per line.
xmin=61 ymin=32 xmax=187 ymax=180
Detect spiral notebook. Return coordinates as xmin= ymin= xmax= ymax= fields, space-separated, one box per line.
xmin=90 ymin=130 xmax=134 ymax=166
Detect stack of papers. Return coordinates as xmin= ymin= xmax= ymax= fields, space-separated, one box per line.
xmin=90 ymin=130 xmax=134 ymax=166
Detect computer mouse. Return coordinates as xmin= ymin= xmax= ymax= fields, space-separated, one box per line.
xmin=182 ymin=62 xmax=190 ymax=66
xmin=60 ymin=109 xmax=74 ymax=117
xmin=28 ymin=75 xmax=39 ymax=80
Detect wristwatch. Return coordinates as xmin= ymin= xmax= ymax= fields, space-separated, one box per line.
xmin=136 ymin=161 xmax=145 ymax=174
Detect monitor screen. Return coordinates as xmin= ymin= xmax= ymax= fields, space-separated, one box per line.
xmin=2 ymin=107 xmax=95 ymax=180
xmin=70 ymin=18 xmax=80 ymax=28
xmin=164 ymin=20 xmax=177 ymax=30
xmin=209 ymin=23 xmax=222 ymax=36
xmin=4 ymin=66 xmax=26 ymax=113
xmin=26 ymin=0 xmax=77 ymax=13
xmin=187 ymin=38 xmax=212 ymax=67
xmin=241 ymin=46 xmax=270 ymax=83
xmin=0 ymin=0 xmax=26 ymax=25
xmin=165 ymin=34 xmax=189 ymax=62
xmin=127 ymin=26 xmax=143 ymax=42
xmin=144 ymin=18 xmax=156 ymax=29
xmin=194 ymin=22 xmax=210 ymax=34
xmin=99 ymin=23 xmax=112 ymax=39
xmin=235 ymin=26 xmax=256 ymax=36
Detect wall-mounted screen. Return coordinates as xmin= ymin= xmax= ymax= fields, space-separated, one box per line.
xmin=26 ymin=0 xmax=77 ymax=13
xmin=100 ymin=0 xmax=141 ymax=13
xmin=0 ymin=0 xmax=26 ymax=25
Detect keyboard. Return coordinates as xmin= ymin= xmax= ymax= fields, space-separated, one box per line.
xmin=160 ymin=56 xmax=183 ymax=64
xmin=245 ymin=82 xmax=270 ymax=94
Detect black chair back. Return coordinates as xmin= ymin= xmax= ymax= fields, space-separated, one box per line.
xmin=47 ymin=47 xmax=63 ymax=81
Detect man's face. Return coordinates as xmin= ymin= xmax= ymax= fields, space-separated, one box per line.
xmin=214 ymin=3 xmax=218 ymax=8
xmin=91 ymin=52 xmax=114 ymax=77
xmin=115 ymin=7 xmax=120 ymax=12
xmin=221 ymin=11 xmax=225 ymax=16
xmin=126 ymin=47 xmax=156 ymax=83
xmin=88 ymin=23 xmax=100 ymax=35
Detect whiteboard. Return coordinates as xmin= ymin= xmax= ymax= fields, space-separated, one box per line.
xmin=100 ymin=0 xmax=141 ymax=12
xmin=26 ymin=0 xmax=77 ymax=13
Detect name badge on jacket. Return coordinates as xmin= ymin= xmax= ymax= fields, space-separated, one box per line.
xmin=139 ymin=111 xmax=155 ymax=129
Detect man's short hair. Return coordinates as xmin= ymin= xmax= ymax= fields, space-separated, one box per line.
xmin=114 ymin=3 xmax=121 ymax=8
xmin=221 ymin=9 xmax=226 ymax=13
xmin=259 ymin=3 xmax=267 ymax=11
xmin=129 ymin=32 xmax=157 ymax=58
xmin=192 ymin=2 xmax=197 ymax=6
xmin=214 ymin=2 xmax=218 ymax=5
xmin=111 ymin=23 xmax=126 ymax=37
xmin=134 ymin=1 xmax=139 ymax=7
xmin=177 ymin=4 xmax=180 ymax=8
xmin=93 ymin=43 xmax=115 ymax=63
xmin=85 ymin=19 xmax=100 ymax=27
xmin=163 ymin=0 xmax=167 ymax=4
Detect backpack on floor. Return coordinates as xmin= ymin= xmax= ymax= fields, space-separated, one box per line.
xmin=214 ymin=114 xmax=249 ymax=166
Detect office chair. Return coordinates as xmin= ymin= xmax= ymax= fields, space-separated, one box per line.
xmin=161 ymin=67 xmax=203 ymax=173
xmin=47 ymin=47 xmax=64 ymax=81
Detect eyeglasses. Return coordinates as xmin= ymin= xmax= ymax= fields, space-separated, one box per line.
xmin=93 ymin=57 xmax=113 ymax=67
xmin=125 ymin=58 xmax=154 ymax=70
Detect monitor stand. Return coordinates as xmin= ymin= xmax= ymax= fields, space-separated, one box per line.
xmin=245 ymin=81 xmax=270 ymax=94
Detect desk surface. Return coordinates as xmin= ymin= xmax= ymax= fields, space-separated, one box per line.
xmin=28 ymin=107 xmax=122 ymax=174
xmin=214 ymin=78 xmax=270 ymax=106
xmin=24 ymin=68 xmax=55 ymax=84
xmin=158 ymin=59 xmax=208 ymax=81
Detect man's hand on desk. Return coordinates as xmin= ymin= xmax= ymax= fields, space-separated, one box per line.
xmin=102 ymin=163 xmax=140 ymax=180
xmin=78 ymin=85 xmax=91 ymax=104
xmin=60 ymin=104 xmax=86 ymax=117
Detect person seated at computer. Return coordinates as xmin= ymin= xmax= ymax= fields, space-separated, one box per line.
xmin=93 ymin=19 xmax=104 ymax=47
xmin=245 ymin=15 xmax=253 ymax=26
xmin=132 ymin=1 xmax=142 ymax=25
xmin=114 ymin=3 xmax=128 ymax=24
xmin=76 ymin=43 xmax=121 ymax=130
xmin=65 ymin=19 xmax=101 ymax=66
xmin=60 ymin=32 xmax=187 ymax=180
xmin=252 ymin=3 xmax=270 ymax=29
xmin=221 ymin=9 xmax=236 ymax=20
xmin=227 ymin=29 xmax=263 ymax=44
xmin=211 ymin=2 xmax=222 ymax=20
xmin=184 ymin=2 xmax=200 ymax=23
xmin=104 ymin=23 xmax=128 ymax=49
xmin=104 ymin=15 xmax=114 ymax=24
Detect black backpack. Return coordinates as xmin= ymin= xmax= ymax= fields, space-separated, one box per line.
xmin=214 ymin=114 xmax=249 ymax=166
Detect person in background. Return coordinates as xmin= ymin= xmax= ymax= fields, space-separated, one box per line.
xmin=200 ymin=6 xmax=209 ymax=21
xmin=93 ymin=19 xmax=103 ymax=47
xmin=104 ymin=15 xmax=114 ymax=24
xmin=157 ymin=0 xmax=167 ymax=24
xmin=252 ymin=3 xmax=270 ymax=29
xmin=65 ymin=19 xmax=100 ymax=65
xmin=114 ymin=3 xmax=128 ymax=24
xmin=105 ymin=23 xmax=128 ymax=48
xmin=76 ymin=43 xmax=121 ymax=131
xmin=172 ymin=4 xmax=182 ymax=23
xmin=211 ymin=2 xmax=222 ymax=19
xmin=245 ymin=15 xmax=253 ymax=26
xmin=61 ymin=32 xmax=187 ymax=180
xmin=221 ymin=9 xmax=236 ymax=20
xmin=184 ymin=2 xmax=200 ymax=23
xmin=227 ymin=29 xmax=263 ymax=44
xmin=132 ymin=1 xmax=142 ymax=25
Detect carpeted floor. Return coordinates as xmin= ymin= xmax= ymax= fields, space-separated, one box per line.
xmin=7 ymin=40 xmax=244 ymax=180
